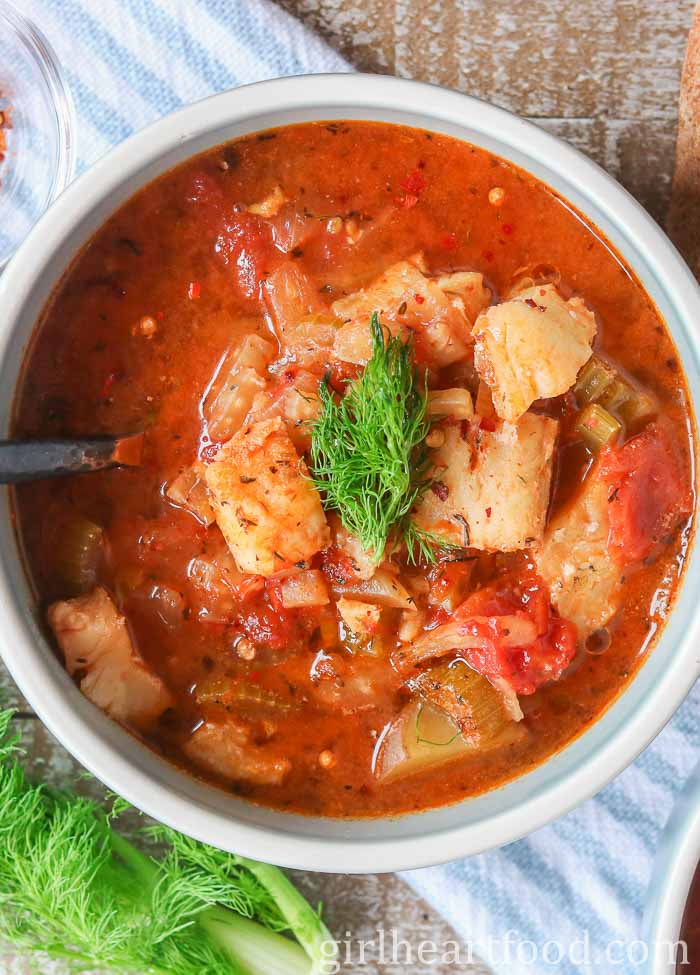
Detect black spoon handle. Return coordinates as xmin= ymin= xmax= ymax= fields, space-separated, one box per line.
xmin=0 ymin=433 xmax=144 ymax=484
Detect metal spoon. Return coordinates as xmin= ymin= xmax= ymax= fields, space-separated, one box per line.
xmin=0 ymin=433 xmax=144 ymax=483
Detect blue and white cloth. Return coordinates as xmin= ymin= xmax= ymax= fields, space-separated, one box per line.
xmin=13 ymin=2 xmax=700 ymax=973
xmin=17 ymin=0 xmax=349 ymax=173
xmin=404 ymin=682 xmax=700 ymax=974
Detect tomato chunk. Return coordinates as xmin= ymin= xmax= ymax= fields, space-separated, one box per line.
xmin=600 ymin=421 xmax=692 ymax=563
xmin=237 ymin=593 xmax=297 ymax=650
xmin=455 ymin=574 xmax=578 ymax=695
xmin=215 ymin=211 xmax=280 ymax=300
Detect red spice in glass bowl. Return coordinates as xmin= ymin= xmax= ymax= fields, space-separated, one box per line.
xmin=0 ymin=99 xmax=12 ymax=180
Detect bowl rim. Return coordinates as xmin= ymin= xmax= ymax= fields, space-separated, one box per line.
xmin=643 ymin=759 xmax=700 ymax=974
xmin=0 ymin=72 xmax=699 ymax=873
xmin=0 ymin=0 xmax=77 ymax=269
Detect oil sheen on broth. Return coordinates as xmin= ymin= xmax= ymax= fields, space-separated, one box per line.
xmin=13 ymin=121 xmax=694 ymax=817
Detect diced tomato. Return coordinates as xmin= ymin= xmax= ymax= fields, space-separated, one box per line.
xmin=265 ymin=578 xmax=285 ymax=614
xmin=320 ymin=545 xmax=358 ymax=585
xmin=237 ymin=575 xmax=265 ymax=602
xmin=454 ymin=574 xmax=578 ymax=695
xmin=237 ymin=594 xmax=296 ymax=650
xmin=326 ymin=359 xmax=361 ymax=393
xmin=600 ymin=421 xmax=692 ymax=563
xmin=214 ymin=211 xmax=280 ymax=299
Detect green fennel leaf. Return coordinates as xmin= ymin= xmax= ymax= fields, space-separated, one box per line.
xmin=310 ymin=313 xmax=450 ymax=564
xmin=0 ymin=709 xmax=336 ymax=975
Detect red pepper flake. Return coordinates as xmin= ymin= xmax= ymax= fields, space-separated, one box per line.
xmin=502 ymin=223 xmax=514 ymax=235
xmin=485 ymin=506 xmax=492 ymax=518
xmin=414 ymin=293 xmax=425 ymax=304
xmin=188 ymin=280 xmax=201 ymax=300
xmin=100 ymin=372 xmax=117 ymax=399
xmin=156 ymin=310 xmax=165 ymax=321
xmin=441 ymin=232 xmax=458 ymax=251
xmin=397 ymin=193 xmax=419 ymax=209
xmin=431 ymin=480 xmax=449 ymax=502
xmin=482 ymin=249 xmax=494 ymax=263
xmin=480 ymin=416 xmax=497 ymax=432
xmin=400 ymin=169 xmax=427 ymax=195
xmin=249 ymin=671 xmax=261 ymax=682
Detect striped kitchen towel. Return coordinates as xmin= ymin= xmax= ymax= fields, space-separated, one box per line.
xmin=15 ymin=0 xmax=349 ymax=173
xmin=11 ymin=3 xmax=700 ymax=974
xmin=403 ymin=680 xmax=700 ymax=974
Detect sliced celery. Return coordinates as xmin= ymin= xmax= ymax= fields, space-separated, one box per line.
xmin=574 ymin=355 xmax=657 ymax=427
xmin=575 ymin=403 xmax=622 ymax=451
xmin=573 ymin=356 xmax=616 ymax=404
xmin=618 ymin=389 xmax=657 ymax=424
xmin=195 ymin=676 xmax=295 ymax=712
xmin=598 ymin=377 xmax=633 ymax=413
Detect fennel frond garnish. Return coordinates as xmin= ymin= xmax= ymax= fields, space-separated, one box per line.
xmin=310 ymin=313 xmax=449 ymax=564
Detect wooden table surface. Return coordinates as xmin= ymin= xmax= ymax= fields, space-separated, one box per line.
xmin=2 ymin=1 xmax=697 ymax=972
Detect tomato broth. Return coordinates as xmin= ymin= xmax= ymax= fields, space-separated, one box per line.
xmin=13 ymin=121 xmax=694 ymax=817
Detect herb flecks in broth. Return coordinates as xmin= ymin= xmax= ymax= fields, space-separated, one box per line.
xmin=13 ymin=121 xmax=694 ymax=819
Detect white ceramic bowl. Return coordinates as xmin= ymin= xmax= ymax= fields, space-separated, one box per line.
xmin=0 ymin=74 xmax=698 ymax=873
xmin=643 ymin=760 xmax=700 ymax=973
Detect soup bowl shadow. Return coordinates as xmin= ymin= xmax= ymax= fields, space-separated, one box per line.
xmin=0 ymin=74 xmax=699 ymax=873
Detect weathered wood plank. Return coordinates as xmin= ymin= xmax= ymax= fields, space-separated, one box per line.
xmin=536 ymin=117 xmax=678 ymax=225
xmin=282 ymin=0 xmax=694 ymax=120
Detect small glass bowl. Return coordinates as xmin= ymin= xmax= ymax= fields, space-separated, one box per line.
xmin=0 ymin=0 xmax=76 ymax=270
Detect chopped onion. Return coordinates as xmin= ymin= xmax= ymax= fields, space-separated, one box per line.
xmin=398 ymin=613 xmax=538 ymax=668
xmin=280 ymin=570 xmax=330 ymax=608
xmin=332 ymin=570 xmax=415 ymax=610
xmin=247 ymin=185 xmax=286 ymax=218
xmin=373 ymin=699 xmax=471 ymax=782
xmin=166 ymin=464 xmax=215 ymax=526
xmin=204 ymin=334 xmax=274 ymax=441
xmin=427 ymin=387 xmax=473 ymax=420
xmin=490 ymin=675 xmax=525 ymax=721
